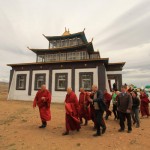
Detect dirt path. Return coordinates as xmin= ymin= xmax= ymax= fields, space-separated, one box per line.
xmin=0 ymin=99 xmax=150 ymax=150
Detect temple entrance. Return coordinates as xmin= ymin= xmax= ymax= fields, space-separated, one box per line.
xmin=107 ymin=74 xmax=122 ymax=91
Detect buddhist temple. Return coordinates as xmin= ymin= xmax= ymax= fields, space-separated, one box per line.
xmin=7 ymin=29 xmax=125 ymax=102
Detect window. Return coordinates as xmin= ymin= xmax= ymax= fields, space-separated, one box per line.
xmin=34 ymin=74 xmax=46 ymax=90
xmin=57 ymin=40 xmax=61 ymax=48
xmin=60 ymin=53 xmax=66 ymax=61
xmin=53 ymin=41 xmax=56 ymax=48
xmin=77 ymin=38 xmax=83 ymax=45
xmin=49 ymin=41 xmax=54 ymax=48
xmin=37 ymin=55 xmax=45 ymax=62
xmin=45 ymin=54 xmax=59 ymax=62
xmin=73 ymin=38 xmax=77 ymax=45
xmin=80 ymin=51 xmax=86 ymax=59
xmin=69 ymin=39 xmax=73 ymax=46
xmin=16 ymin=74 xmax=27 ymax=90
xmin=66 ymin=51 xmax=87 ymax=60
xmin=76 ymin=52 xmax=80 ymax=60
xmin=64 ymin=39 xmax=68 ymax=47
xmin=61 ymin=40 xmax=65 ymax=47
xmin=90 ymin=54 xmax=100 ymax=59
xmin=79 ymin=72 xmax=93 ymax=91
xmin=55 ymin=73 xmax=68 ymax=91
xmin=71 ymin=52 xmax=76 ymax=60
xmin=67 ymin=52 xmax=72 ymax=60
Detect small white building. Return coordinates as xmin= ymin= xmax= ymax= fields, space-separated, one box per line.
xmin=7 ymin=29 xmax=125 ymax=102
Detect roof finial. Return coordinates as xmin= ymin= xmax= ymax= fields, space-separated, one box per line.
xmin=91 ymin=38 xmax=94 ymax=42
xmin=62 ymin=27 xmax=71 ymax=36
xmin=83 ymin=28 xmax=85 ymax=32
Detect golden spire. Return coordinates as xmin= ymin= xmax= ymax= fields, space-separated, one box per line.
xmin=62 ymin=27 xmax=71 ymax=36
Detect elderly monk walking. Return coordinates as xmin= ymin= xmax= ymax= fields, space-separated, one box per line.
xmin=140 ymin=90 xmax=150 ymax=118
xmin=103 ymin=89 xmax=112 ymax=120
xmin=79 ymin=88 xmax=90 ymax=125
xmin=62 ymin=87 xmax=81 ymax=135
xmin=33 ymin=85 xmax=51 ymax=128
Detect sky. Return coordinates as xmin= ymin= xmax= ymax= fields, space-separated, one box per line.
xmin=0 ymin=0 xmax=150 ymax=87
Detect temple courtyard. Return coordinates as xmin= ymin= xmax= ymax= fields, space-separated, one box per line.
xmin=0 ymin=83 xmax=150 ymax=150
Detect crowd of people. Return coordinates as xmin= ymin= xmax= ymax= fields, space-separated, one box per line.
xmin=32 ymin=84 xmax=150 ymax=137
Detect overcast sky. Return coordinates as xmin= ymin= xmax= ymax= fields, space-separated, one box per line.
xmin=0 ymin=0 xmax=150 ymax=87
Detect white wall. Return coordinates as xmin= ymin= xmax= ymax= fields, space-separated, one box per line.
xmin=51 ymin=69 xmax=72 ymax=102
xmin=8 ymin=70 xmax=49 ymax=101
xmin=75 ymin=68 xmax=98 ymax=99
xmin=31 ymin=70 xmax=49 ymax=99
xmin=8 ymin=70 xmax=30 ymax=101
xmin=8 ymin=68 xmax=108 ymax=102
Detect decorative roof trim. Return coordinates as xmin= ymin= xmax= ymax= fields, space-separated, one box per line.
xmin=7 ymin=58 xmax=109 ymax=67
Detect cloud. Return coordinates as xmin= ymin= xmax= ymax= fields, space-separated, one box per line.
xmin=0 ymin=0 xmax=149 ymax=88
xmin=94 ymin=0 xmax=150 ymax=50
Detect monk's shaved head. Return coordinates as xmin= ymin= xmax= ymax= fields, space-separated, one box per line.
xmin=41 ymin=84 xmax=46 ymax=91
xmin=80 ymin=87 xmax=85 ymax=93
xmin=67 ymin=87 xmax=72 ymax=94
xmin=92 ymin=85 xmax=98 ymax=92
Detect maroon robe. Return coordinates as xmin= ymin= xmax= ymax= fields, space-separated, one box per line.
xmin=33 ymin=89 xmax=51 ymax=121
xmin=79 ymin=92 xmax=90 ymax=120
xmin=65 ymin=91 xmax=80 ymax=132
xmin=89 ymin=92 xmax=96 ymax=127
xmin=104 ymin=92 xmax=112 ymax=116
xmin=140 ymin=94 xmax=150 ymax=117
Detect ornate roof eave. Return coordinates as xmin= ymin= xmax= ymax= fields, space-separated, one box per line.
xmin=107 ymin=62 xmax=126 ymax=67
xmin=28 ymin=42 xmax=94 ymax=54
xmin=7 ymin=58 xmax=109 ymax=67
xmin=105 ymin=62 xmax=126 ymax=71
xmin=42 ymin=31 xmax=88 ymax=43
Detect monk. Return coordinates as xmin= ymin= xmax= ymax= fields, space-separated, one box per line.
xmin=79 ymin=88 xmax=90 ymax=125
xmin=140 ymin=90 xmax=150 ymax=118
xmin=103 ymin=89 xmax=112 ymax=120
xmin=33 ymin=84 xmax=51 ymax=128
xmin=62 ymin=88 xmax=81 ymax=135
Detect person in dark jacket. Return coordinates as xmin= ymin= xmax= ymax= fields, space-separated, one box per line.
xmin=89 ymin=85 xmax=106 ymax=136
xmin=131 ymin=91 xmax=140 ymax=128
xmin=117 ymin=85 xmax=133 ymax=133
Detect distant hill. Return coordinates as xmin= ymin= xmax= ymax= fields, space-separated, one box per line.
xmin=0 ymin=82 xmax=9 ymax=100
xmin=0 ymin=81 xmax=9 ymax=85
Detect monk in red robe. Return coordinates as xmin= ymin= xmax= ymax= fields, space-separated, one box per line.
xmin=104 ymin=89 xmax=112 ymax=120
xmin=33 ymin=85 xmax=51 ymax=128
xmin=89 ymin=91 xmax=97 ymax=129
xmin=140 ymin=91 xmax=150 ymax=118
xmin=79 ymin=88 xmax=90 ymax=125
xmin=62 ymin=88 xmax=81 ymax=135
